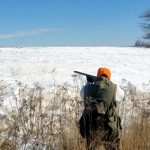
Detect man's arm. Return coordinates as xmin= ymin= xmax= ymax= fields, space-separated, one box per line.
xmin=80 ymin=81 xmax=91 ymax=100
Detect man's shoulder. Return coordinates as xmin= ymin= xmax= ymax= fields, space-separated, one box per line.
xmin=95 ymin=76 xmax=116 ymax=89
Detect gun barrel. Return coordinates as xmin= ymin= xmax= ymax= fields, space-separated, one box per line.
xmin=74 ymin=71 xmax=89 ymax=76
xmin=74 ymin=71 xmax=97 ymax=79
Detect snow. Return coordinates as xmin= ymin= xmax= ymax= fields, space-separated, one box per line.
xmin=0 ymin=46 xmax=150 ymax=86
xmin=0 ymin=47 xmax=149 ymax=149
xmin=0 ymin=46 xmax=150 ymax=115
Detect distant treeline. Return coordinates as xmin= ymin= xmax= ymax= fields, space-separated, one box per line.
xmin=135 ymin=40 xmax=150 ymax=48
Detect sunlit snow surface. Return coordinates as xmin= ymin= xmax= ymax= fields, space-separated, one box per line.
xmin=0 ymin=46 xmax=150 ymax=86
xmin=0 ymin=47 xmax=150 ymax=116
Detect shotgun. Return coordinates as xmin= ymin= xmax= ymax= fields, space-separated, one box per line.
xmin=74 ymin=71 xmax=98 ymax=82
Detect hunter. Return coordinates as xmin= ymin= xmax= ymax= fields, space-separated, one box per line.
xmin=79 ymin=67 xmax=124 ymax=150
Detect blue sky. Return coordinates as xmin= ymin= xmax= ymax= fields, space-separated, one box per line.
xmin=0 ymin=0 xmax=150 ymax=47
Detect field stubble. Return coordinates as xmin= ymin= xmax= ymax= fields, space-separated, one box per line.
xmin=0 ymin=76 xmax=149 ymax=150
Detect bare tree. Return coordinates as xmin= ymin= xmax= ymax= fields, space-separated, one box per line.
xmin=140 ymin=9 xmax=150 ymax=39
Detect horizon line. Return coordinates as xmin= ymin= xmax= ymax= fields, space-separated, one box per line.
xmin=0 ymin=45 xmax=134 ymax=48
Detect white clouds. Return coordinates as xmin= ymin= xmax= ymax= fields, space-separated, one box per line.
xmin=0 ymin=28 xmax=62 ymax=39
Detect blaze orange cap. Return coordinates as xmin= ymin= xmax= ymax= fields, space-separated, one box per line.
xmin=97 ymin=67 xmax=111 ymax=80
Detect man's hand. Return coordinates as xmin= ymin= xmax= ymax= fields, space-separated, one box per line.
xmin=86 ymin=76 xmax=94 ymax=83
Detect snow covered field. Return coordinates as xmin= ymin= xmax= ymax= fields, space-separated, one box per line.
xmin=0 ymin=46 xmax=150 ymax=115
xmin=0 ymin=47 xmax=149 ymax=149
xmin=0 ymin=46 xmax=150 ymax=87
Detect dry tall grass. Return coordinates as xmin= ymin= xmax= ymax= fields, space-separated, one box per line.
xmin=0 ymin=78 xmax=149 ymax=150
